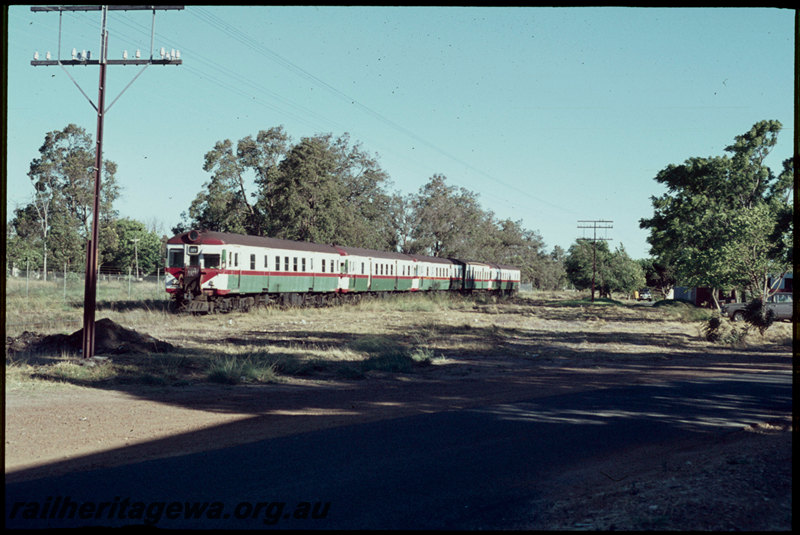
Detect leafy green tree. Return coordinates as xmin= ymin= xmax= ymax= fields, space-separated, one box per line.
xmin=333 ymin=135 xmax=397 ymax=250
xmin=244 ymin=127 xmax=292 ymax=234
xmin=180 ymin=128 xmax=395 ymax=249
xmin=267 ymin=135 xmax=344 ymax=244
xmin=185 ymin=139 xmax=252 ymax=234
xmin=606 ymin=244 xmax=646 ymax=297
xmin=411 ymin=174 xmax=488 ymax=258
xmin=483 ymin=218 xmax=557 ymax=287
xmin=638 ymin=258 xmax=677 ymax=299
xmin=542 ymin=245 xmax=569 ymax=290
xmin=386 ymin=192 xmax=420 ymax=254
xmin=565 ymin=240 xmax=611 ymax=296
xmin=564 ymin=241 xmax=643 ymax=298
xmin=640 ymin=120 xmax=792 ymax=307
xmin=17 ymin=124 xmax=119 ymax=277
xmin=6 ymin=225 xmax=43 ymax=272
xmin=106 ymin=219 xmax=163 ymax=276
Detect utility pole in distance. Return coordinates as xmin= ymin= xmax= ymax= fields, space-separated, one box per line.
xmin=577 ymin=220 xmax=613 ymax=302
xmin=30 ymin=5 xmax=183 ymax=359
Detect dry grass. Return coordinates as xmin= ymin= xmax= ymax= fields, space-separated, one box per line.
xmin=5 ymin=287 xmax=794 ymax=390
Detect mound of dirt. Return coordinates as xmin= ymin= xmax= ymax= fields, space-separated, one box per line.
xmin=6 ymin=318 xmax=175 ymax=356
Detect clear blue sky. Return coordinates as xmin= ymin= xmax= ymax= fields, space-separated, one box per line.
xmin=5 ymin=6 xmax=795 ymax=260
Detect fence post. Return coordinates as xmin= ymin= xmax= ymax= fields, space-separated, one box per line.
xmin=26 ymin=259 xmax=30 ymax=297
xmin=128 ymin=266 xmax=132 ymax=299
xmin=64 ymin=263 xmax=67 ymax=301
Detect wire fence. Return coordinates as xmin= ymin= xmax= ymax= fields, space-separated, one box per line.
xmin=6 ymin=268 xmax=166 ymax=298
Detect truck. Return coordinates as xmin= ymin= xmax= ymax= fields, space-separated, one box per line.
xmin=720 ymin=292 xmax=793 ymax=322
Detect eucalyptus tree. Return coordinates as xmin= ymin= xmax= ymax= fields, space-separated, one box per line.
xmin=267 ymin=135 xmax=343 ymax=244
xmin=411 ymin=174 xmax=487 ymax=258
xmin=182 ymin=128 xmax=395 ymax=248
xmin=21 ymin=124 xmax=119 ymax=277
xmin=328 ymin=133 xmax=395 ymax=249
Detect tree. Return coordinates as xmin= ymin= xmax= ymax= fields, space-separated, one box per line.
xmin=638 ymin=258 xmax=676 ymax=299
xmin=180 ymin=128 xmax=395 ymax=249
xmin=329 ymin=133 xmax=396 ymax=250
xmin=564 ymin=241 xmax=644 ymax=298
xmin=18 ymin=124 xmax=119 ymax=276
xmin=565 ymin=240 xmax=610 ymax=296
xmin=606 ymin=244 xmax=646 ymax=297
xmin=411 ymin=174 xmax=488 ymax=258
xmin=106 ymin=219 xmax=163 ymax=276
xmin=186 ymin=139 xmax=252 ymax=234
xmin=268 ymin=135 xmax=344 ymax=244
xmin=244 ymin=127 xmax=292 ymax=235
xmin=640 ymin=120 xmax=792 ymax=307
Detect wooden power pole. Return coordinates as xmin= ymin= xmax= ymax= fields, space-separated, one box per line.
xmin=30 ymin=5 xmax=183 ymax=359
xmin=577 ymin=220 xmax=613 ymax=302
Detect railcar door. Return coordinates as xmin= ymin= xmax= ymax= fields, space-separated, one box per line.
xmin=338 ymin=259 xmax=350 ymax=292
xmin=349 ymin=259 xmax=358 ymax=291
xmin=228 ymin=249 xmax=240 ymax=290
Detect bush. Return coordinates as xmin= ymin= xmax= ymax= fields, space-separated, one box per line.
xmin=704 ymin=314 xmax=750 ymax=346
xmin=743 ymin=299 xmax=775 ymax=335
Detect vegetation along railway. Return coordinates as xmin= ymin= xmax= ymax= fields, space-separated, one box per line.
xmin=165 ymin=230 xmax=521 ymax=313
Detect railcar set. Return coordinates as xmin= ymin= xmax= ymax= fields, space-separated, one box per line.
xmin=165 ymin=229 xmax=521 ymax=313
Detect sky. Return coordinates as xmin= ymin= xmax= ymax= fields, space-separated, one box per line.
xmin=4 ymin=6 xmax=795 ymax=260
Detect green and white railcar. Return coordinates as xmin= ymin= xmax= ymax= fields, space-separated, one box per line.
xmin=166 ymin=230 xmax=521 ymax=312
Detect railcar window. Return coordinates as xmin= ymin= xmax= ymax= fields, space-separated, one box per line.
xmin=204 ymin=254 xmax=221 ymax=269
xmin=189 ymin=255 xmax=199 ymax=267
xmin=275 ymin=256 xmax=280 ymax=271
xmin=250 ymin=254 xmax=256 ymax=270
xmin=264 ymin=256 xmax=268 ymax=269
xmin=361 ymin=262 xmax=365 ymax=275
xmin=302 ymin=258 xmax=306 ymax=272
xmin=284 ymin=256 xmax=289 ymax=271
xmin=168 ymin=250 xmax=184 ymax=268
xmin=234 ymin=253 xmax=238 ymax=267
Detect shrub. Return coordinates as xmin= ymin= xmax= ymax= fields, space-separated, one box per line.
xmin=704 ymin=314 xmax=750 ymax=346
xmin=743 ymin=299 xmax=775 ymax=335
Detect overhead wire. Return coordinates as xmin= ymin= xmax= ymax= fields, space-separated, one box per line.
xmin=27 ymin=6 xmax=580 ymax=220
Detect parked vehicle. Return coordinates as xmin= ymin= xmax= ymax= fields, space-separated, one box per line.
xmin=637 ymin=288 xmax=652 ymax=301
xmin=721 ymin=293 xmax=793 ymax=322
